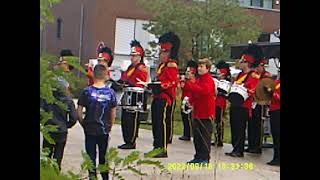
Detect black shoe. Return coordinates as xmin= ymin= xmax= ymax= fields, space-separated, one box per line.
xmin=179 ymin=136 xmax=191 ymax=141
xmin=153 ymin=152 xmax=168 ymax=158
xmin=245 ymin=148 xmax=262 ymax=154
xmin=217 ymin=142 xmax=223 ymax=147
xmin=250 ymin=149 xmax=262 ymax=154
xmin=267 ymin=159 xmax=280 ymax=166
xmin=187 ymin=159 xmax=208 ymax=164
xmin=211 ymin=142 xmax=223 ymax=147
xmin=225 ymin=151 xmax=243 ymax=157
xmin=117 ymin=143 xmax=136 ymax=149
xmin=187 ymin=159 xmax=198 ymax=164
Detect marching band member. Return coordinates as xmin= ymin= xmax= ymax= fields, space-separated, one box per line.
xmin=146 ymin=32 xmax=179 ymax=158
xmin=267 ymin=74 xmax=280 ymax=166
xmin=211 ymin=60 xmax=231 ymax=147
xmin=225 ymin=44 xmax=262 ymax=157
xmin=246 ymin=58 xmax=272 ymax=154
xmin=86 ymin=45 xmax=114 ymax=86
xmin=179 ymin=60 xmax=198 ymax=141
xmin=118 ymin=40 xmax=148 ymax=149
xmin=185 ymin=58 xmax=215 ymax=164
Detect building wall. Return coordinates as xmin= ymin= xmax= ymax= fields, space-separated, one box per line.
xmin=245 ymin=7 xmax=280 ymax=33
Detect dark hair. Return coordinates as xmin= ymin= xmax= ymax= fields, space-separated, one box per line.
xmin=93 ymin=64 xmax=107 ymax=80
xmin=59 ymin=49 xmax=74 ymax=71
xmin=60 ymin=49 xmax=73 ymax=57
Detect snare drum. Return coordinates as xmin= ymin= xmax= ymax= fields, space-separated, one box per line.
xmin=217 ymin=80 xmax=231 ymax=96
xmin=213 ymin=78 xmax=219 ymax=96
xmin=120 ymin=87 xmax=147 ymax=112
xmin=228 ymin=84 xmax=249 ymax=106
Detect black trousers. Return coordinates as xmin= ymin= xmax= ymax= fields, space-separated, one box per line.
xmin=85 ymin=134 xmax=109 ymax=180
xmin=42 ymin=133 xmax=67 ymax=171
xmin=230 ymin=106 xmax=248 ymax=153
xmin=181 ymin=110 xmax=192 ymax=138
xmin=168 ymin=100 xmax=176 ymax=143
xmin=192 ymin=119 xmax=213 ymax=161
xmin=270 ymin=110 xmax=280 ymax=161
xmin=213 ymin=106 xmax=224 ymax=144
xmin=248 ymin=104 xmax=264 ymax=151
xmin=151 ymin=98 xmax=171 ymax=152
xmin=121 ymin=108 xmax=140 ymax=145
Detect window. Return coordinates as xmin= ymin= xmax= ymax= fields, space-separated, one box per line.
xmin=239 ymin=0 xmax=273 ymax=9
xmin=251 ymin=0 xmax=263 ymax=7
xmin=57 ymin=18 xmax=62 ymax=39
xmin=114 ymin=18 xmax=157 ymax=55
xmin=114 ymin=18 xmax=135 ymax=55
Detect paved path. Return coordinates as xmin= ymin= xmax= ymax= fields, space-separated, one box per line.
xmin=41 ymin=122 xmax=279 ymax=180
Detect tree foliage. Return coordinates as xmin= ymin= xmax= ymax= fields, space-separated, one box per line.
xmin=137 ymin=0 xmax=262 ymax=66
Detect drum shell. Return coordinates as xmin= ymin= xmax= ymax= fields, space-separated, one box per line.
xmin=120 ymin=87 xmax=148 ymax=111
xmin=217 ymin=80 xmax=231 ymax=96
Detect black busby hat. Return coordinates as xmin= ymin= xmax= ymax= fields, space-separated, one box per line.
xmin=216 ymin=60 xmax=231 ymax=79
xmin=159 ymin=32 xmax=180 ymax=60
xmin=241 ymin=44 xmax=264 ymax=68
xmin=130 ymin=40 xmax=144 ymax=63
xmin=97 ymin=45 xmax=114 ymax=67
xmin=186 ymin=60 xmax=198 ymax=69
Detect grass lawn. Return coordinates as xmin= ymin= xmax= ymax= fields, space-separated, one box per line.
xmin=115 ymin=88 xmax=273 ymax=144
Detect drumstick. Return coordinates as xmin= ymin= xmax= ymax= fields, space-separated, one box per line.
xmin=136 ymin=78 xmax=147 ymax=86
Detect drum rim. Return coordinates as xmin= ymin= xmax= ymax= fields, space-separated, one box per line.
xmin=124 ymin=87 xmax=145 ymax=91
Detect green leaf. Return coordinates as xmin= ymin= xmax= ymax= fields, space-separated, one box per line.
xmin=97 ymin=164 xmax=109 ymax=173
xmin=137 ymin=159 xmax=160 ymax=166
xmin=143 ymin=148 xmax=163 ymax=158
xmin=106 ymin=147 xmax=119 ymax=162
xmin=127 ymin=166 xmax=147 ymax=176
xmin=114 ymin=157 xmax=123 ymax=167
xmin=81 ymin=151 xmax=94 ymax=171
xmin=122 ymin=150 xmax=140 ymax=166
xmin=66 ymin=171 xmax=80 ymax=179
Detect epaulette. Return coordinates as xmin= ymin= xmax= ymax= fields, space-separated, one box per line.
xmin=167 ymin=61 xmax=177 ymax=68
xmin=138 ymin=64 xmax=147 ymax=72
xmin=251 ymin=72 xmax=260 ymax=79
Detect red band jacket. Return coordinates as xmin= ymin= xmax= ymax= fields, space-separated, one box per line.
xmin=153 ymin=60 xmax=179 ymax=106
xmin=120 ymin=63 xmax=148 ymax=88
xmin=185 ymin=72 xmax=215 ymax=120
